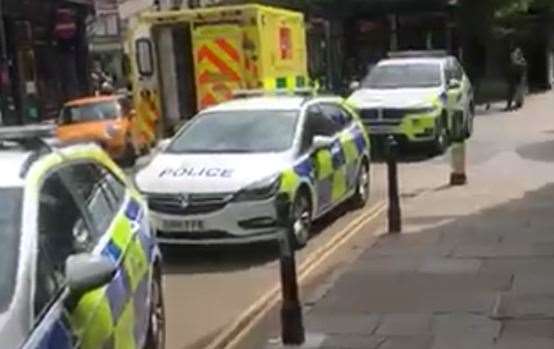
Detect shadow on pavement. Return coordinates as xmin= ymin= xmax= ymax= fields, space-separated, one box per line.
xmin=516 ymin=140 xmax=554 ymax=163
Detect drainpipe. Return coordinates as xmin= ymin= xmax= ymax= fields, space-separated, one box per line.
xmin=0 ymin=0 xmax=9 ymax=125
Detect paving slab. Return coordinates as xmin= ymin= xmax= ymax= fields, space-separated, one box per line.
xmin=418 ymin=257 xmax=482 ymax=274
xmin=314 ymin=272 xmax=510 ymax=314
xmin=378 ymin=335 xmax=434 ymax=349
xmin=376 ymin=314 xmax=432 ymax=336
xmin=430 ymin=313 xmax=502 ymax=349
xmin=304 ymin=313 xmax=381 ymax=335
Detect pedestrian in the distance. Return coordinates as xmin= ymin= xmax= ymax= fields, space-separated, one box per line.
xmin=505 ymin=41 xmax=527 ymax=111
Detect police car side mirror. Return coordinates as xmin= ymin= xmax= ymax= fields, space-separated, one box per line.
xmin=65 ymin=253 xmax=116 ymax=296
xmin=448 ymin=79 xmax=461 ymax=90
xmin=312 ymin=135 xmax=334 ymax=150
xmin=156 ymin=138 xmax=171 ymax=153
xmin=349 ymin=81 xmax=361 ymax=91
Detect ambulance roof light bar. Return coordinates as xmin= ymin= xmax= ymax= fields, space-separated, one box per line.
xmin=387 ymin=50 xmax=448 ymax=59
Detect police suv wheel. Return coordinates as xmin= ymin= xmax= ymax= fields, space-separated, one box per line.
xmin=465 ymin=103 xmax=475 ymax=138
xmin=292 ymin=192 xmax=312 ymax=248
xmin=145 ymin=269 xmax=165 ymax=349
xmin=433 ymin=119 xmax=448 ymax=155
xmin=351 ymin=162 xmax=370 ymax=208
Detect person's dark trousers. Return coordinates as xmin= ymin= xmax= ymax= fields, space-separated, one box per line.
xmin=506 ymin=75 xmax=518 ymax=111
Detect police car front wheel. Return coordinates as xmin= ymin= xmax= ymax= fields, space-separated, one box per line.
xmin=292 ymin=191 xmax=312 ymax=248
xmin=145 ymin=268 xmax=165 ymax=349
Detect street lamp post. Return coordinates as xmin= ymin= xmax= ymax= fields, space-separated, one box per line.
xmin=275 ymin=192 xmax=305 ymax=346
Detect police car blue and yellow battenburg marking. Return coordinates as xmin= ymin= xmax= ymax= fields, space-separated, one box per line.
xmin=280 ymin=103 xmax=369 ymax=212
xmin=26 ymin=145 xmax=157 ymax=349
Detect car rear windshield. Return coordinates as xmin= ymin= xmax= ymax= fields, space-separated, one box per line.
xmin=59 ymin=101 xmax=121 ymax=124
xmin=362 ymin=63 xmax=442 ymax=89
xmin=167 ymin=110 xmax=299 ymax=154
xmin=0 ymin=188 xmax=22 ymax=313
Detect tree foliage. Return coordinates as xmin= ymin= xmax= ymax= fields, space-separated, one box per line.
xmin=494 ymin=0 xmax=553 ymax=18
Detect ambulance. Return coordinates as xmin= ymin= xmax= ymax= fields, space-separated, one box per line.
xmin=127 ymin=4 xmax=310 ymax=146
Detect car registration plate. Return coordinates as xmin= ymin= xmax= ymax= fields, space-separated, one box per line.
xmin=162 ymin=219 xmax=204 ymax=232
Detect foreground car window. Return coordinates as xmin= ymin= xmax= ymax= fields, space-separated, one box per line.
xmin=363 ymin=63 xmax=442 ymax=89
xmin=58 ymin=101 xmax=121 ymax=125
xmin=0 ymin=187 xmax=22 ymax=313
xmin=168 ymin=110 xmax=299 ymax=153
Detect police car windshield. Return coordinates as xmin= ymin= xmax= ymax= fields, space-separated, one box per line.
xmin=363 ymin=63 xmax=442 ymax=89
xmin=58 ymin=101 xmax=121 ymax=125
xmin=0 ymin=188 xmax=22 ymax=312
xmin=167 ymin=110 xmax=299 ymax=154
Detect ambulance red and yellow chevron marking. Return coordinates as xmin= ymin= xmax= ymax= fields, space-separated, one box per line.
xmin=195 ymin=37 xmax=243 ymax=110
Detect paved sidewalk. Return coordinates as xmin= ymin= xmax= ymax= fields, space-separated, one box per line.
xmin=268 ymin=94 xmax=554 ymax=348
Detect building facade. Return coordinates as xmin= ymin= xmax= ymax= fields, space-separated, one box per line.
xmin=0 ymin=0 xmax=93 ymax=125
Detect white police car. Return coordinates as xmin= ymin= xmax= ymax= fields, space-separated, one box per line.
xmin=135 ymin=95 xmax=371 ymax=246
xmin=349 ymin=51 xmax=474 ymax=153
xmin=0 ymin=126 xmax=164 ymax=349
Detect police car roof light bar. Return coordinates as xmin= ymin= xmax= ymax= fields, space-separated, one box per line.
xmin=0 ymin=125 xmax=56 ymax=149
xmin=387 ymin=50 xmax=448 ymax=59
xmin=232 ymin=88 xmax=316 ymax=99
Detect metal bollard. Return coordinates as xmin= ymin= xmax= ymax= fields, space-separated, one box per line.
xmin=275 ymin=193 xmax=305 ymax=345
xmin=450 ymin=141 xmax=467 ymax=185
xmin=449 ymin=111 xmax=467 ymax=186
xmin=384 ymin=136 xmax=401 ymax=234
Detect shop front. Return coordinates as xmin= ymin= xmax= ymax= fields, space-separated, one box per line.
xmin=1 ymin=0 xmax=92 ymax=125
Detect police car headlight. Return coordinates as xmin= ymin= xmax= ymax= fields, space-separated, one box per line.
xmin=406 ymin=105 xmax=438 ymax=114
xmin=234 ymin=174 xmax=281 ymax=202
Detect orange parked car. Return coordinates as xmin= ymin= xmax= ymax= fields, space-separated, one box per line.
xmin=56 ymin=95 xmax=144 ymax=166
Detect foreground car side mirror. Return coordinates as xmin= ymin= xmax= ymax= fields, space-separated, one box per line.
xmin=66 ymin=253 xmax=116 ymax=296
xmin=312 ymin=135 xmax=334 ymax=150
xmin=448 ymin=79 xmax=461 ymax=90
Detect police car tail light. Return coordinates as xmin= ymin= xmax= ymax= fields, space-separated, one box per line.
xmin=233 ymin=174 xmax=281 ymax=202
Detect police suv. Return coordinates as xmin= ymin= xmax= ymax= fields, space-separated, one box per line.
xmin=135 ymin=95 xmax=371 ymax=247
xmin=348 ymin=51 xmax=474 ymax=153
xmin=0 ymin=126 xmax=164 ymax=349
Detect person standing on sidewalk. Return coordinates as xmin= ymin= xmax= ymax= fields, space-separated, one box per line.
xmin=505 ymin=41 xmax=527 ymax=111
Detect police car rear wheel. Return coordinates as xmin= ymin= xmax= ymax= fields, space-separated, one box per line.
xmin=352 ymin=163 xmax=370 ymax=208
xmin=292 ymin=192 xmax=312 ymax=248
xmin=145 ymin=269 xmax=165 ymax=349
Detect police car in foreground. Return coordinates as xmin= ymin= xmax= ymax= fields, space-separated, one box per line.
xmin=0 ymin=126 xmax=164 ymax=349
xmin=348 ymin=51 xmax=474 ymax=153
xmin=135 ymin=94 xmax=371 ymax=247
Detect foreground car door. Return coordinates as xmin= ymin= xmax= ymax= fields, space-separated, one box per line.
xmin=320 ymin=102 xmax=367 ymax=193
xmin=25 ymin=161 xmax=153 ymax=349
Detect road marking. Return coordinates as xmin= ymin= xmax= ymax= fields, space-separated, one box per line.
xmin=205 ymin=201 xmax=387 ymax=349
